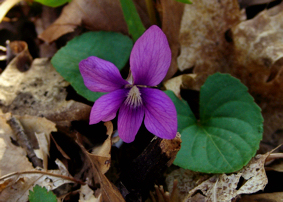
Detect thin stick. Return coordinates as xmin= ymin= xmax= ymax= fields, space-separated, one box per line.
xmin=0 ymin=170 xmax=86 ymax=185
xmin=7 ymin=116 xmax=43 ymax=168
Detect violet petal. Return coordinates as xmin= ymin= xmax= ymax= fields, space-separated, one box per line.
xmin=130 ymin=25 xmax=171 ymax=86
xmin=118 ymin=104 xmax=144 ymax=143
xmin=79 ymin=56 xmax=128 ymax=92
xmin=141 ymin=88 xmax=177 ymax=139
xmin=89 ymin=89 xmax=128 ymax=124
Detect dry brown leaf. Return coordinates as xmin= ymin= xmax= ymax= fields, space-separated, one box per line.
xmin=177 ymin=0 xmax=241 ymax=73
xmin=0 ymin=55 xmax=91 ymax=127
xmin=38 ymin=0 xmax=150 ymax=43
xmin=90 ymin=122 xmax=113 ymax=174
xmin=157 ymin=0 xmax=185 ymax=80
xmin=76 ymin=138 xmax=124 ymax=202
xmin=239 ymin=192 xmax=283 ymax=202
xmin=228 ymin=4 xmax=283 ymax=147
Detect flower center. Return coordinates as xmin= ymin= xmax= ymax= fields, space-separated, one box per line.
xmin=125 ymin=85 xmax=142 ymax=108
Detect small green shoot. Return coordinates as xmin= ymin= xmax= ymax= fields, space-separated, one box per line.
xmin=119 ymin=0 xmax=146 ymax=42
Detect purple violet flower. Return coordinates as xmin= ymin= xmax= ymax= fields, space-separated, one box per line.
xmin=79 ymin=25 xmax=177 ymax=143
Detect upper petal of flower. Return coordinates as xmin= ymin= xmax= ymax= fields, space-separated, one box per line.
xmin=89 ymin=89 xmax=128 ymax=124
xmin=79 ymin=56 xmax=128 ymax=92
xmin=118 ymin=104 xmax=144 ymax=143
xmin=141 ymin=88 xmax=177 ymax=139
xmin=130 ymin=25 xmax=171 ymax=86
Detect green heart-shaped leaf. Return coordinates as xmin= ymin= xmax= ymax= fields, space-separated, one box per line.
xmin=172 ymin=73 xmax=263 ymax=173
xmin=51 ymin=31 xmax=133 ymax=102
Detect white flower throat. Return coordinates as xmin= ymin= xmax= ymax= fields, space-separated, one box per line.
xmin=125 ymin=85 xmax=143 ymax=108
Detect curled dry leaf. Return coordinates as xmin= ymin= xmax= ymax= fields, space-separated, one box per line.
xmin=39 ymin=0 xmax=150 ymax=43
xmin=6 ymin=41 xmax=33 ymax=71
xmin=177 ymin=0 xmax=241 ymax=73
xmin=0 ymin=54 xmax=91 ymax=127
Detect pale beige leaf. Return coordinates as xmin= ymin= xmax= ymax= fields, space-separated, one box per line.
xmin=79 ymin=184 xmax=102 ymax=202
xmin=182 ymin=153 xmax=270 ymax=202
xmin=164 ymin=75 xmax=183 ymax=98
xmin=0 ymin=56 xmax=91 ymax=127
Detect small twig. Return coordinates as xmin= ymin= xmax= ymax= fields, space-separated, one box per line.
xmin=7 ymin=116 xmax=43 ymax=168
xmin=0 ymin=170 xmax=86 ymax=185
xmin=265 ymin=153 xmax=283 ymax=165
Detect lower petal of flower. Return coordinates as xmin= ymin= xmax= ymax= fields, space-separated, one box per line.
xmin=140 ymin=88 xmax=177 ymax=139
xmin=118 ymin=103 xmax=144 ymax=143
xmin=89 ymin=89 xmax=128 ymax=124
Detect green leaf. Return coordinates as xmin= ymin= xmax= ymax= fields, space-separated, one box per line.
xmin=173 ymin=73 xmax=263 ymax=173
xmin=175 ymin=0 xmax=192 ymax=3
xmin=165 ymin=90 xmax=196 ymax=132
xmin=119 ymin=0 xmax=146 ymax=42
xmin=51 ymin=31 xmax=133 ymax=102
xmin=33 ymin=0 xmax=71 ymax=7
xmin=29 ymin=185 xmax=57 ymax=202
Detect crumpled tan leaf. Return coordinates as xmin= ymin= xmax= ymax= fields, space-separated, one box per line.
xmin=0 ymin=54 xmax=91 ymax=127
xmin=228 ymin=5 xmax=283 ymax=146
xmin=38 ymin=0 xmax=150 ymax=43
